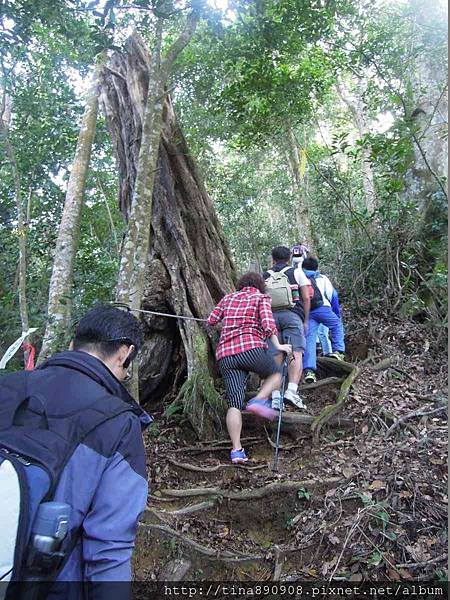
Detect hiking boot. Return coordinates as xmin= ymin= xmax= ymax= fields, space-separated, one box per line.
xmin=246 ymin=398 xmax=278 ymax=421
xmin=328 ymin=351 xmax=345 ymax=361
xmin=284 ymin=389 xmax=306 ymax=410
xmin=230 ymin=448 xmax=248 ymax=464
xmin=271 ymin=396 xmax=285 ymax=411
xmin=304 ymin=369 xmax=317 ymax=384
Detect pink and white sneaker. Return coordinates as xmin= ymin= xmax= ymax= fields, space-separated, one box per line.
xmin=246 ymin=398 xmax=278 ymax=421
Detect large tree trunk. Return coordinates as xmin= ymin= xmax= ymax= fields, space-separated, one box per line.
xmin=100 ymin=34 xmax=236 ymax=436
xmin=38 ymin=52 xmax=106 ymax=363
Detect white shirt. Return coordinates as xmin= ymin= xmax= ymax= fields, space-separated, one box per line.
xmin=294 ymin=266 xmax=310 ymax=288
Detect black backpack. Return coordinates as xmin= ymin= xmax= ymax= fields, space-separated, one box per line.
xmin=307 ymin=275 xmax=324 ymax=310
xmin=0 ymin=370 xmax=135 ymax=595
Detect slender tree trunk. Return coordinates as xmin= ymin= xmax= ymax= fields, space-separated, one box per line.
xmin=0 ymin=92 xmax=29 ymax=359
xmin=38 ymin=52 xmax=106 ymax=363
xmin=336 ymin=81 xmax=377 ymax=214
xmin=101 ymin=33 xmax=236 ymax=434
xmin=285 ymin=125 xmax=316 ymax=250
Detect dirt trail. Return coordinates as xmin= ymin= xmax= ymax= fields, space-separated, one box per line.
xmin=134 ymin=315 xmax=447 ymax=582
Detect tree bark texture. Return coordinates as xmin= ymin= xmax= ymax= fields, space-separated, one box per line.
xmin=38 ymin=52 xmax=105 ymax=363
xmin=405 ymin=0 xmax=448 ymax=220
xmin=336 ymin=80 xmax=377 ymax=214
xmin=285 ymin=126 xmax=316 ymax=250
xmin=0 ymin=92 xmax=29 ymax=359
xmin=100 ymin=33 xmax=236 ymax=411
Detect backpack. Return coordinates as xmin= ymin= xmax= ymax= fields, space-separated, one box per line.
xmin=307 ymin=275 xmax=324 ymax=310
xmin=265 ymin=267 xmax=295 ymax=310
xmin=0 ymin=370 xmax=134 ymax=594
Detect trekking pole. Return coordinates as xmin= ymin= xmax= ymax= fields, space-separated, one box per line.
xmin=272 ymin=337 xmax=291 ymax=473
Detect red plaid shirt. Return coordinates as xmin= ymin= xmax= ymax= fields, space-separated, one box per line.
xmin=207 ymin=287 xmax=278 ymax=360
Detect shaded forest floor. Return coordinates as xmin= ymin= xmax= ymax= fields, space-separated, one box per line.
xmin=134 ymin=312 xmax=448 ymax=582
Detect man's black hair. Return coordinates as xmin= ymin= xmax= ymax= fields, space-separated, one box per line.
xmin=72 ymin=305 xmax=143 ymax=361
xmin=271 ymin=246 xmax=291 ymax=262
xmin=303 ymin=256 xmax=319 ymax=270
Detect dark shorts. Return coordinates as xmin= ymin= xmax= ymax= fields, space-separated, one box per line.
xmin=218 ymin=347 xmax=280 ymax=410
xmin=268 ymin=309 xmax=306 ymax=353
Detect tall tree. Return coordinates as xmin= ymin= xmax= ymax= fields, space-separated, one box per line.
xmin=38 ymin=52 xmax=106 ymax=362
xmin=285 ymin=125 xmax=316 ymax=248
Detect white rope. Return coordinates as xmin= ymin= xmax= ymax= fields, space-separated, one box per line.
xmin=130 ymin=307 xmax=208 ymax=323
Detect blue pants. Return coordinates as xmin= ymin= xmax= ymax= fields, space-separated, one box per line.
xmin=304 ymin=306 xmax=345 ymax=371
xmin=317 ymin=324 xmax=332 ymax=355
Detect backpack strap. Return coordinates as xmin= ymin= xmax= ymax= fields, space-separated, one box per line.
xmin=280 ymin=266 xmax=291 ymax=274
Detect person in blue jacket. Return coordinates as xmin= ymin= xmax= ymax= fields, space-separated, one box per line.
xmin=11 ymin=305 xmax=151 ymax=597
xmin=302 ymin=257 xmax=345 ymax=383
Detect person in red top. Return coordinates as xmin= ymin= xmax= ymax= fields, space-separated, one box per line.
xmin=208 ymin=272 xmax=292 ymax=464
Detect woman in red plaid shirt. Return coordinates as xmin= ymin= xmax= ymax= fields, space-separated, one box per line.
xmin=208 ymin=272 xmax=292 ymax=464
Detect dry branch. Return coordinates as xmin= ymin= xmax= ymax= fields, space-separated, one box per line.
xmin=395 ymin=553 xmax=447 ymax=569
xmin=385 ymin=406 xmax=447 ymax=438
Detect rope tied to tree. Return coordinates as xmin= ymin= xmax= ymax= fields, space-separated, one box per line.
xmin=112 ymin=303 xmax=208 ymax=323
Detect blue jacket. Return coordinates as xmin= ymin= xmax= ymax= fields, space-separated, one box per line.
xmin=303 ymin=269 xmax=342 ymax=318
xmin=7 ymin=351 xmax=151 ymax=595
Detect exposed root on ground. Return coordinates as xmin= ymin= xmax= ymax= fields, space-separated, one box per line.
xmin=168 ymin=458 xmax=267 ymax=472
xmin=160 ymin=478 xmax=343 ymax=501
xmin=139 ymin=522 xmax=266 ymax=563
xmin=298 ymin=376 xmax=344 ymax=390
xmin=311 ymin=365 xmax=360 ymax=441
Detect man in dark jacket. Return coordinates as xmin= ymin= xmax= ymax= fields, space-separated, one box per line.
xmin=2 ymin=305 xmax=151 ymax=595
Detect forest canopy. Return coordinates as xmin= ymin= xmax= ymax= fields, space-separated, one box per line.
xmin=0 ymin=0 xmax=447 ymax=365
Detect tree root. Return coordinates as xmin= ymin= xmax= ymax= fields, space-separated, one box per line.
xmin=311 ymin=365 xmax=360 ymax=441
xmin=317 ymin=356 xmax=356 ymax=373
xmin=369 ymin=357 xmax=395 ymax=371
xmin=385 ymin=406 xmax=447 ymax=438
xmin=243 ymin=411 xmax=352 ymax=428
xmin=298 ymin=376 xmax=344 ymax=390
xmin=172 ymin=440 xmax=260 ymax=454
xmin=263 ymin=426 xmax=307 ymax=450
xmin=139 ymin=522 xmax=266 ymax=563
xmin=150 ymin=500 xmax=218 ymax=517
xmin=168 ymin=458 xmax=266 ymax=472
xmin=272 ymin=545 xmax=283 ymax=581
xmin=159 ymin=477 xmax=342 ymax=501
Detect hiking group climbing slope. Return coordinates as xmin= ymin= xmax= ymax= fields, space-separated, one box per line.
xmin=0 ymin=243 xmax=344 ymax=596
xmin=207 ymin=244 xmax=346 ymax=464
